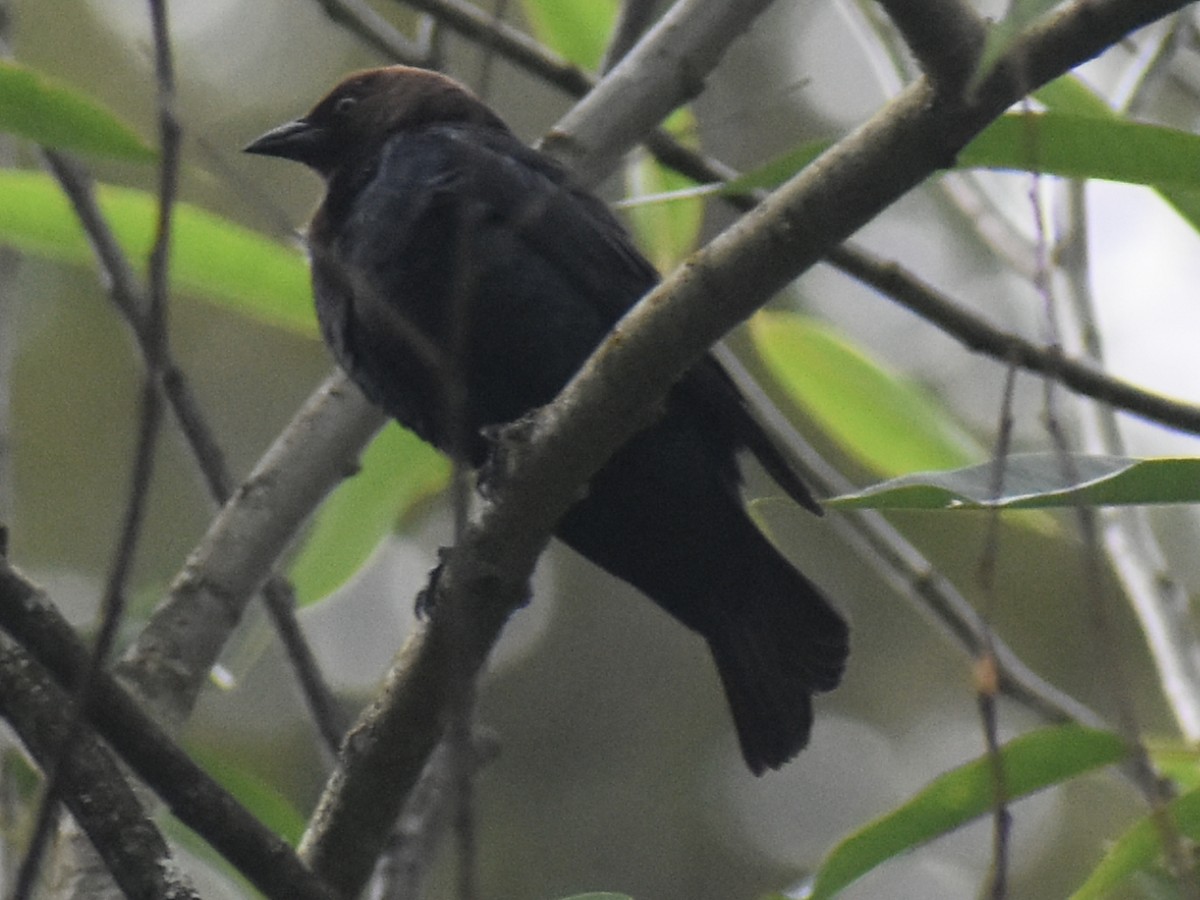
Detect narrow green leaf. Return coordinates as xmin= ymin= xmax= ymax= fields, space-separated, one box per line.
xmin=288 ymin=424 xmax=449 ymax=606
xmin=959 ymin=113 xmax=1200 ymax=189
xmin=1033 ymin=75 xmax=1200 ymax=235
xmin=0 ymin=60 xmax=154 ymax=161
xmin=828 ymin=454 xmax=1200 ymax=511
xmin=0 ymin=171 xmax=314 ymax=333
xmin=973 ymin=0 xmax=1060 ymax=89
xmin=559 ymin=895 xmax=633 ymax=900
xmin=519 ymin=0 xmax=618 ymax=71
xmin=187 ymin=744 xmax=306 ymax=844
xmin=1032 ymin=74 xmax=1116 ymax=120
xmin=750 ymin=311 xmax=980 ymax=477
xmin=623 ymin=108 xmax=703 ymax=271
xmin=1070 ymin=785 xmax=1200 ymax=899
xmin=811 ymin=725 xmax=1126 ymax=900
xmin=720 ymin=85 xmax=1200 ymax=214
xmin=720 ymin=138 xmax=830 ymax=195
xmin=1148 ymin=741 xmax=1200 ymax=792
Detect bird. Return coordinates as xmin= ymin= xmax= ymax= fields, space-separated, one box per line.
xmin=245 ymin=65 xmax=849 ymax=774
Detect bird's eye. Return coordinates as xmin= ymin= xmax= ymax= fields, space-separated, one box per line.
xmin=333 ymin=96 xmax=358 ymax=116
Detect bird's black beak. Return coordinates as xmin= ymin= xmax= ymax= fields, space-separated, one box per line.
xmin=243 ymin=118 xmax=324 ymax=166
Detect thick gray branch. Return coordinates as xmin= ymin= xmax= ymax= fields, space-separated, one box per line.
xmin=297 ymin=1 xmax=1193 ymax=895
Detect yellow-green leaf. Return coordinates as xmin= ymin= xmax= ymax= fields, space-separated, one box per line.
xmin=0 ymin=60 xmax=153 ymax=161
xmin=519 ymin=0 xmax=618 ymax=71
xmin=751 ymin=311 xmax=979 ymax=476
xmin=288 ymin=424 xmax=449 ymax=606
xmin=812 ymin=725 xmax=1125 ymax=900
xmin=187 ymin=744 xmax=306 ymax=845
xmin=960 ymin=113 xmax=1200 ymax=189
xmin=0 ymin=171 xmax=313 ymax=333
xmin=972 ymin=0 xmax=1061 ymax=90
xmin=720 ymin=138 xmax=829 ymax=195
xmin=623 ymin=108 xmax=703 ymax=271
xmin=829 ymin=455 xmax=1200 ymax=510
xmin=1070 ymin=784 xmax=1200 ymax=899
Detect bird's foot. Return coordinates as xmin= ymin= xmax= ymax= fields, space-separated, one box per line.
xmin=414 ymin=547 xmax=452 ymax=618
xmin=477 ymin=410 xmax=541 ymax=499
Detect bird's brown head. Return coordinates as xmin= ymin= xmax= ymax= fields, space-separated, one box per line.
xmin=244 ymin=66 xmax=511 ymax=178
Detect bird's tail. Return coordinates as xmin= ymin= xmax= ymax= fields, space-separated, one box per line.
xmin=704 ymin=550 xmax=848 ymax=774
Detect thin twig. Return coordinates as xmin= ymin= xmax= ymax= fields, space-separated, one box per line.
xmin=262 ymin=579 xmax=350 ymax=755
xmin=115 ymin=372 xmax=386 ymax=725
xmin=874 ymin=0 xmax=986 ymax=88
xmin=0 ymin=632 xmax=202 ymax=900
xmin=44 ymin=143 xmax=344 ymax=757
xmin=396 ymin=0 xmax=592 ymax=93
xmin=600 ymin=0 xmax=661 ymax=74
xmin=976 ymin=361 xmax=1020 ymax=900
xmin=313 ymin=0 xmax=430 ymax=64
xmin=296 ymin=6 xmax=1195 ymax=892
xmin=16 ymin=7 xmax=181 ymax=891
xmin=0 ymin=561 xmax=340 ymax=900
xmin=714 ymin=343 xmax=1106 ymax=728
xmin=1032 ymin=160 xmax=1194 ymax=890
xmin=827 ymin=243 xmax=1200 ymax=437
xmin=1057 ymin=180 xmax=1200 ymax=742
xmin=1055 ymin=180 xmax=1200 ymax=888
xmin=470 ymin=0 xmax=509 ymax=101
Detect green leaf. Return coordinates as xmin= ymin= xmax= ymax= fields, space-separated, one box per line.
xmin=972 ymin=0 xmax=1060 ymax=89
xmin=1032 ymin=74 xmax=1116 ymax=120
xmin=1148 ymin=741 xmax=1200 ymax=792
xmin=288 ymin=424 xmax=449 ymax=606
xmin=959 ymin=113 xmax=1200 ymax=189
xmin=811 ymin=725 xmax=1126 ymax=900
xmin=0 ymin=60 xmax=154 ymax=161
xmin=721 ymin=92 xmax=1200 ymax=214
xmin=1032 ymin=75 xmax=1200 ymax=235
xmin=828 ymin=454 xmax=1200 ymax=510
xmin=559 ymin=895 xmax=633 ymax=900
xmin=750 ymin=311 xmax=980 ymax=477
xmin=187 ymin=744 xmax=307 ymax=844
xmin=1070 ymin=784 xmax=1200 ymax=899
xmin=0 ymin=171 xmax=314 ymax=333
xmin=623 ymin=108 xmax=703 ymax=271
xmin=520 ymin=0 xmax=618 ymax=71
xmin=720 ymin=138 xmax=830 ymax=195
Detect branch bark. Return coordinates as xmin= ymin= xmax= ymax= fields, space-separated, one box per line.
xmin=0 ymin=632 xmax=200 ymax=900
xmin=297 ymin=1 xmax=1193 ymax=895
xmin=115 ymin=372 xmax=385 ymax=725
xmin=0 ymin=560 xmax=340 ymax=900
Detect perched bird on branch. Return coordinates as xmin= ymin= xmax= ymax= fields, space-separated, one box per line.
xmin=245 ymin=65 xmax=848 ymax=773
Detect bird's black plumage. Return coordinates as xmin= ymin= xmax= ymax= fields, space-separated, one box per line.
xmin=246 ymin=66 xmax=849 ymax=773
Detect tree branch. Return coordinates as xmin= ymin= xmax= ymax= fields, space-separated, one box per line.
xmin=828 ymin=243 xmax=1200 ymax=436
xmin=539 ymin=0 xmax=777 ymax=185
xmin=44 ymin=151 xmax=345 ymax=752
xmin=396 ymin=0 xmax=592 ymax=93
xmin=115 ymin=372 xmax=385 ymax=724
xmin=0 ymin=632 xmax=201 ymax=900
xmin=875 ymin=0 xmax=987 ymax=89
xmin=296 ymin=2 xmax=1191 ymax=895
xmin=0 ymin=560 xmax=340 ymax=900
xmin=313 ymin=0 xmax=430 ymax=65
xmin=16 ymin=9 xmax=185 ymax=891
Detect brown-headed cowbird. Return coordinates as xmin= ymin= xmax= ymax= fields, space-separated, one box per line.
xmin=245 ymin=66 xmax=848 ymax=774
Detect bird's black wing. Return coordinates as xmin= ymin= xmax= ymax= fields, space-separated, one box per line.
xmin=318 ymin=121 xmax=819 ymax=510
xmin=450 ymin=127 xmax=824 ymax=513
xmin=679 ymin=357 xmax=823 ymax=514
xmin=313 ymin=123 xmax=658 ymax=456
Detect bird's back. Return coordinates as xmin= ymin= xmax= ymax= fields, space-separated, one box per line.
xmin=304 ymin=111 xmax=848 ymax=771
xmin=310 ymin=123 xmax=658 ymax=461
